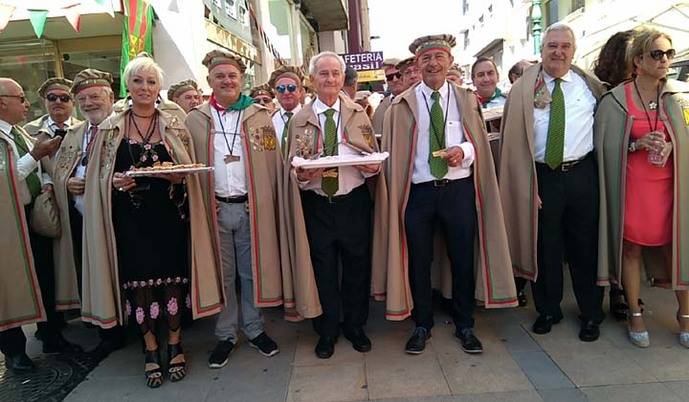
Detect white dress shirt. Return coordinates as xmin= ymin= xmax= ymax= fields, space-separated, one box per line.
xmin=412 ymin=81 xmax=475 ymax=184
xmin=272 ymin=104 xmax=302 ymax=149
xmin=299 ymin=97 xmax=375 ymax=197
xmin=212 ymin=108 xmax=247 ymax=197
xmin=533 ymin=70 xmax=596 ymax=163
xmin=0 ymin=119 xmax=43 ymax=205
xmin=72 ymin=122 xmax=98 ymax=215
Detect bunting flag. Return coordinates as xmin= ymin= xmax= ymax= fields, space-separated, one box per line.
xmin=0 ymin=4 xmax=15 ymax=32
xmin=28 ymin=9 xmax=49 ymax=38
xmin=119 ymin=0 xmax=154 ymax=97
xmin=64 ymin=5 xmax=81 ymax=32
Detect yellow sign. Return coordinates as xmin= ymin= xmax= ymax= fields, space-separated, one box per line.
xmin=357 ymin=69 xmax=385 ymax=83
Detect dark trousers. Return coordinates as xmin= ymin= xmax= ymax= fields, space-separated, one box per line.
xmin=301 ymin=185 xmax=372 ymax=338
xmin=68 ymin=201 xmax=83 ymax=290
xmin=405 ymin=176 xmax=477 ymax=331
xmin=533 ymin=155 xmax=604 ymax=322
xmin=0 ymin=328 xmax=27 ymax=358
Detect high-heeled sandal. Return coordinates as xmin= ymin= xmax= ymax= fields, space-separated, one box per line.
xmin=167 ymin=343 xmax=187 ymax=382
xmin=627 ymin=311 xmax=650 ymax=348
xmin=676 ymin=312 xmax=689 ymax=348
xmin=144 ymin=349 xmax=164 ymax=388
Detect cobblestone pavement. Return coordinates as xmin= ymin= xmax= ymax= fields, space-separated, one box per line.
xmin=4 ymin=279 xmax=689 ymax=402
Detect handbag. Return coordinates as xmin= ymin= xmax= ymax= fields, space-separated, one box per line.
xmin=31 ymin=190 xmax=61 ymax=238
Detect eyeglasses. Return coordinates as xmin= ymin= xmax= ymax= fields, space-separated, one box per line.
xmin=385 ymin=72 xmax=401 ymax=81
xmin=254 ymin=97 xmax=273 ymax=105
xmin=0 ymin=94 xmax=26 ymax=103
xmin=649 ymin=49 xmax=676 ymax=61
xmin=275 ymin=84 xmax=298 ymax=94
xmin=46 ymin=93 xmax=72 ymax=102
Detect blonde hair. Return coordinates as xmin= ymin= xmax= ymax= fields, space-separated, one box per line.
xmin=628 ymin=27 xmax=673 ymax=76
xmin=123 ymin=56 xmax=165 ymax=90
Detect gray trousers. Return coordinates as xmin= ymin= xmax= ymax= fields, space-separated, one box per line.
xmin=214 ymin=201 xmax=264 ymax=343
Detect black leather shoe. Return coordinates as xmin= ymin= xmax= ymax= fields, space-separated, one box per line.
xmin=579 ymin=320 xmax=600 ymax=342
xmin=315 ymin=336 xmax=337 ymax=359
xmin=455 ymin=328 xmax=483 ymax=354
xmin=43 ymin=335 xmax=84 ymax=354
xmin=343 ymin=328 xmax=371 ymax=353
xmin=405 ymin=327 xmax=431 ymax=354
xmin=4 ymin=353 xmax=35 ymax=373
xmin=517 ymin=290 xmax=528 ymax=307
xmin=532 ymin=314 xmax=563 ymax=334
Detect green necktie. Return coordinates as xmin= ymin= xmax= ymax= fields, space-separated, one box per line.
xmin=428 ymin=91 xmax=448 ymax=179
xmin=545 ymin=78 xmax=565 ymax=169
xmin=321 ymin=108 xmax=339 ymax=197
xmin=281 ymin=111 xmax=293 ymax=157
xmin=11 ymin=127 xmax=42 ymax=198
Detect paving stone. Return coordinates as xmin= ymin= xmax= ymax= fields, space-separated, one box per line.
xmin=287 ymin=362 xmax=367 ymax=402
xmin=366 ymin=351 xmax=451 ymax=400
xmin=581 ymin=382 xmax=683 ymax=402
xmin=510 ymin=351 xmax=574 ymax=390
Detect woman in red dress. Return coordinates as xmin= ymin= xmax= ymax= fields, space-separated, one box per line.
xmin=597 ymin=28 xmax=689 ymax=349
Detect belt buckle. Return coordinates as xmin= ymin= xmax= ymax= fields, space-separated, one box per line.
xmin=433 ymin=179 xmax=448 ymax=187
xmin=560 ymin=161 xmax=575 ymax=172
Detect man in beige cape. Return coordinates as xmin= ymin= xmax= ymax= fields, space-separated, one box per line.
xmin=383 ymin=35 xmax=517 ymax=355
xmin=284 ymin=51 xmax=388 ymax=359
xmin=499 ymin=23 xmax=605 ymax=342
xmin=371 ymin=58 xmax=402 ymax=135
xmin=185 ymin=50 xmax=285 ymax=369
xmin=0 ymin=78 xmax=61 ymax=372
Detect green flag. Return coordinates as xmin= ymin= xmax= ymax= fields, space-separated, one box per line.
xmin=28 ymin=9 xmax=48 ymax=38
xmin=119 ymin=0 xmax=154 ymax=97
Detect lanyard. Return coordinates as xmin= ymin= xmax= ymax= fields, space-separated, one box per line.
xmin=633 ymin=80 xmax=661 ymax=133
xmin=215 ymin=108 xmax=242 ymax=156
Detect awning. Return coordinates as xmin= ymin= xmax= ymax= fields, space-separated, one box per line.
xmin=576 ymin=2 xmax=689 ymax=69
xmin=301 ymin=0 xmax=348 ymax=31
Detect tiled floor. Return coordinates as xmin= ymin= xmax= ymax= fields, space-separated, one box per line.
xmin=20 ymin=279 xmax=689 ymax=402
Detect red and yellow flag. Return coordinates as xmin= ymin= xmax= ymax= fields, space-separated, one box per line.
xmin=119 ymin=0 xmax=154 ymax=97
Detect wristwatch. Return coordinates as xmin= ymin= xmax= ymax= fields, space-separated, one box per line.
xmin=628 ymin=140 xmax=637 ymax=153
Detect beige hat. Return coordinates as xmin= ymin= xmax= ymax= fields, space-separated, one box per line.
xmin=38 ymin=78 xmax=73 ymax=98
xmin=202 ymin=49 xmax=246 ymax=73
xmin=409 ymin=34 xmax=456 ymax=55
xmin=382 ymin=58 xmax=401 ymax=68
xmin=167 ymin=79 xmax=199 ymax=100
xmin=249 ymin=83 xmax=273 ymax=99
xmin=70 ymin=69 xmax=113 ymax=95
xmin=268 ymin=65 xmax=304 ymax=88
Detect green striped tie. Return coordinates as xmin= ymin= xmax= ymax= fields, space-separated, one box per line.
xmin=11 ymin=127 xmax=42 ymax=198
xmin=281 ymin=111 xmax=292 ymax=157
xmin=321 ymin=109 xmax=338 ymax=197
xmin=428 ymin=91 xmax=448 ymax=179
xmin=544 ymin=78 xmax=565 ymax=169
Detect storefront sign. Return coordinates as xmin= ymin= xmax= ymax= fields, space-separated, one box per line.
xmin=342 ymin=51 xmax=384 ymax=71
xmin=205 ymin=20 xmax=259 ymax=63
xmin=356 ymin=69 xmax=385 ymax=83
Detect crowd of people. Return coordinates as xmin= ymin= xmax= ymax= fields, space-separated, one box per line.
xmin=1 ymin=21 xmax=688 ymax=390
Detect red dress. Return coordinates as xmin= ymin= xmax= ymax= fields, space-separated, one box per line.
xmin=623 ymin=83 xmax=673 ymax=246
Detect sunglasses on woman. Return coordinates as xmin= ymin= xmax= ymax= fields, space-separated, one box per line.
xmin=649 ymin=49 xmax=676 ymax=61
xmin=275 ymin=84 xmax=298 ymax=94
xmin=46 ymin=93 xmax=72 ymax=103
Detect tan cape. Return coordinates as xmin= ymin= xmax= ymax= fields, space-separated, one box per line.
xmin=25 ymin=115 xmax=82 ymax=178
xmin=81 ymin=108 xmax=223 ymax=328
xmin=184 ymin=102 xmax=288 ymax=310
xmin=382 ymin=81 xmax=518 ymax=321
xmin=0 ymin=129 xmax=46 ymax=331
xmin=372 ymin=95 xmax=393 ymax=135
xmin=51 ymin=122 xmax=88 ymax=310
xmin=283 ymin=94 xmax=389 ymax=320
xmin=596 ymin=79 xmax=689 ymax=289
xmin=498 ymin=64 xmax=604 ymax=280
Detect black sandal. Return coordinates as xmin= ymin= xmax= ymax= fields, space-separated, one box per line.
xmin=144 ymin=349 xmax=163 ymax=388
xmin=167 ymin=343 xmax=187 ymax=382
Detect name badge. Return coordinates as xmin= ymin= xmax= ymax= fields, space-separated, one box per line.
xmin=224 ymin=154 xmax=240 ymax=163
